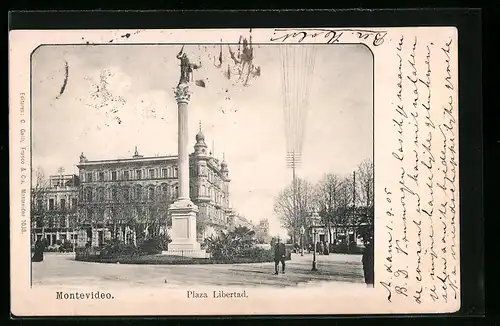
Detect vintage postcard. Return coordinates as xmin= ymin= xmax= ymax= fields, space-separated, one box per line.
xmin=10 ymin=27 xmax=459 ymax=316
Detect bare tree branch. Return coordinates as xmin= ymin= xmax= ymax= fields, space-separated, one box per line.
xmin=274 ymin=178 xmax=315 ymax=242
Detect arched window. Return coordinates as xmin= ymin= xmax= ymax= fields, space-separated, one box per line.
xmin=167 ymin=167 xmax=172 ymax=178
xmin=135 ymin=185 xmax=143 ymax=201
xmin=202 ymin=185 xmax=206 ymax=196
xmin=97 ymin=187 xmax=105 ymax=202
xmin=86 ymin=188 xmax=93 ymax=202
xmin=175 ymin=185 xmax=179 ymax=198
xmin=161 ymin=184 xmax=169 ymax=199
xmin=174 ymin=167 xmax=178 ymax=178
xmin=112 ymin=187 xmax=118 ymax=201
xmin=148 ymin=186 xmax=155 ymax=200
xmin=87 ymin=208 xmax=94 ymax=221
xmin=122 ymin=187 xmax=130 ymax=202
xmin=98 ymin=208 xmax=105 ymax=221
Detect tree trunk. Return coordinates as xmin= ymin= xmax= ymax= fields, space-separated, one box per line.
xmin=328 ymin=223 xmax=333 ymax=245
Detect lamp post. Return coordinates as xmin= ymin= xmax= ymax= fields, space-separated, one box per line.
xmin=300 ymin=225 xmax=305 ymax=256
xmin=310 ymin=210 xmax=321 ymax=271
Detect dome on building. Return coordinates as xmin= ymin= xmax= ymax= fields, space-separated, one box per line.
xmin=196 ymin=130 xmax=205 ymax=142
xmin=195 ymin=120 xmax=207 ymax=145
xmin=221 ymin=154 xmax=228 ymax=171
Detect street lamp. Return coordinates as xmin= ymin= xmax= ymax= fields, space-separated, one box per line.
xmin=300 ymin=225 xmax=305 ymax=256
xmin=310 ymin=210 xmax=321 ymax=272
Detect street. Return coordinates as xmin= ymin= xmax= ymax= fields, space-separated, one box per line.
xmin=32 ymin=252 xmax=365 ymax=288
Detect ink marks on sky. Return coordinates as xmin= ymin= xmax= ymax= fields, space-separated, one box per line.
xmin=55 ymin=61 xmax=69 ymax=100
xmin=80 ymin=69 xmax=126 ymax=127
xmin=109 ymin=30 xmax=144 ymax=43
xmin=189 ymin=30 xmax=262 ymax=115
xmin=381 ymin=34 xmax=459 ymax=308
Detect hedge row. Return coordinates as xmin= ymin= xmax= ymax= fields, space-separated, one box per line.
xmin=77 ymin=255 xmax=273 ymax=265
xmin=75 ymin=247 xmax=292 ymax=265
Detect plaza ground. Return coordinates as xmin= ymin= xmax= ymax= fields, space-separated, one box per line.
xmin=32 ymin=252 xmax=365 ymax=289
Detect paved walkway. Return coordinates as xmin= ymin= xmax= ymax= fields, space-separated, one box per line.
xmin=32 ymin=253 xmax=365 ymax=288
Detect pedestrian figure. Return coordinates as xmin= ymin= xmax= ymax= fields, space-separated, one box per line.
xmin=362 ymin=238 xmax=374 ymax=287
xmin=323 ymin=241 xmax=329 ymax=255
xmin=31 ymin=239 xmax=45 ymax=262
xmin=274 ymin=238 xmax=286 ymax=275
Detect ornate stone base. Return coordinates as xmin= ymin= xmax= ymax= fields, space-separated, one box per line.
xmin=168 ymin=199 xmax=203 ymax=252
xmin=161 ymin=249 xmax=209 ymax=259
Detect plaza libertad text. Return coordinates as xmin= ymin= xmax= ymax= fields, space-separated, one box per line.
xmin=187 ymin=290 xmax=249 ymax=299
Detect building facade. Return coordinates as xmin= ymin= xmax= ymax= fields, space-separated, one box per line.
xmin=75 ymin=129 xmax=233 ymax=247
xmin=254 ymin=219 xmax=271 ymax=243
xmin=31 ymin=174 xmax=80 ymax=248
xmin=229 ymin=214 xmax=254 ymax=230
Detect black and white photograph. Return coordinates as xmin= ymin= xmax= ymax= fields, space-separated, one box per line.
xmin=30 ymin=36 xmax=374 ymax=290
xmin=10 ymin=26 xmax=460 ymax=316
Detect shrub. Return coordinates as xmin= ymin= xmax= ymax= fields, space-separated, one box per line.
xmin=45 ymin=245 xmax=59 ymax=252
xmin=204 ymin=231 xmax=239 ymax=260
xmin=238 ymin=247 xmax=271 ymax=259
xmin=99 ymin=238 xmax=140 ymax=258
xmin=58 ymin=240 xmax=74 ymax=252
xmin=138 ymin=236 xmax=169 ymax=255
xmin=203 ymin=226 xmax=257 ymax=260
xmin=330 ymin=242 xmax=363 ymax=254
xmin=331 ymin=242 xmax=348 ymax=253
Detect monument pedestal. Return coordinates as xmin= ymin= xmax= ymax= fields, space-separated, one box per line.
xmin=162 ymin=199 xmax=209 ymax=258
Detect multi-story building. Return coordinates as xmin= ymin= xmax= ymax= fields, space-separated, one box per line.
xmin=229 ymin=214 xmax=254 ymax=230
xmin=75 ymin=128 xmax=233 ymax=247
xmin=254 ymin=219 xmax=271 ymax=243
xmin=31 ymin=174 xmax=80 ymax=248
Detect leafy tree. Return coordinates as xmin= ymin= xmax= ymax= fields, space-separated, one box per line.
xmin=104 ymin=184 xmax=171 ymax=245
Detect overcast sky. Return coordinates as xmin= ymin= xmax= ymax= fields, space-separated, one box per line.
xmin=32 ymin=43 xmax=373 ymax=237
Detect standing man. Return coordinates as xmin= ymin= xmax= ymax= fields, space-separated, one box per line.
xmin=31 ymin=238 xmax=45 ymax=262
xmin=274 ymin=237 xmax=287 ymax=275
xmin=362 ymin=236 xmax=374 ymax=287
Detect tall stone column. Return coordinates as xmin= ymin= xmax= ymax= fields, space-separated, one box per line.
xmin=167 ymin=83 xmax=201 ymax=252
xmin=176 ymin=85 xmax=190 ymax=201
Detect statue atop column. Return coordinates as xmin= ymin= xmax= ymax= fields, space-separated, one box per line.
xmin=174 ymin=46 xmax=203 ymax=103
xmin=176 ymin=46 xmax=202 ymax=86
